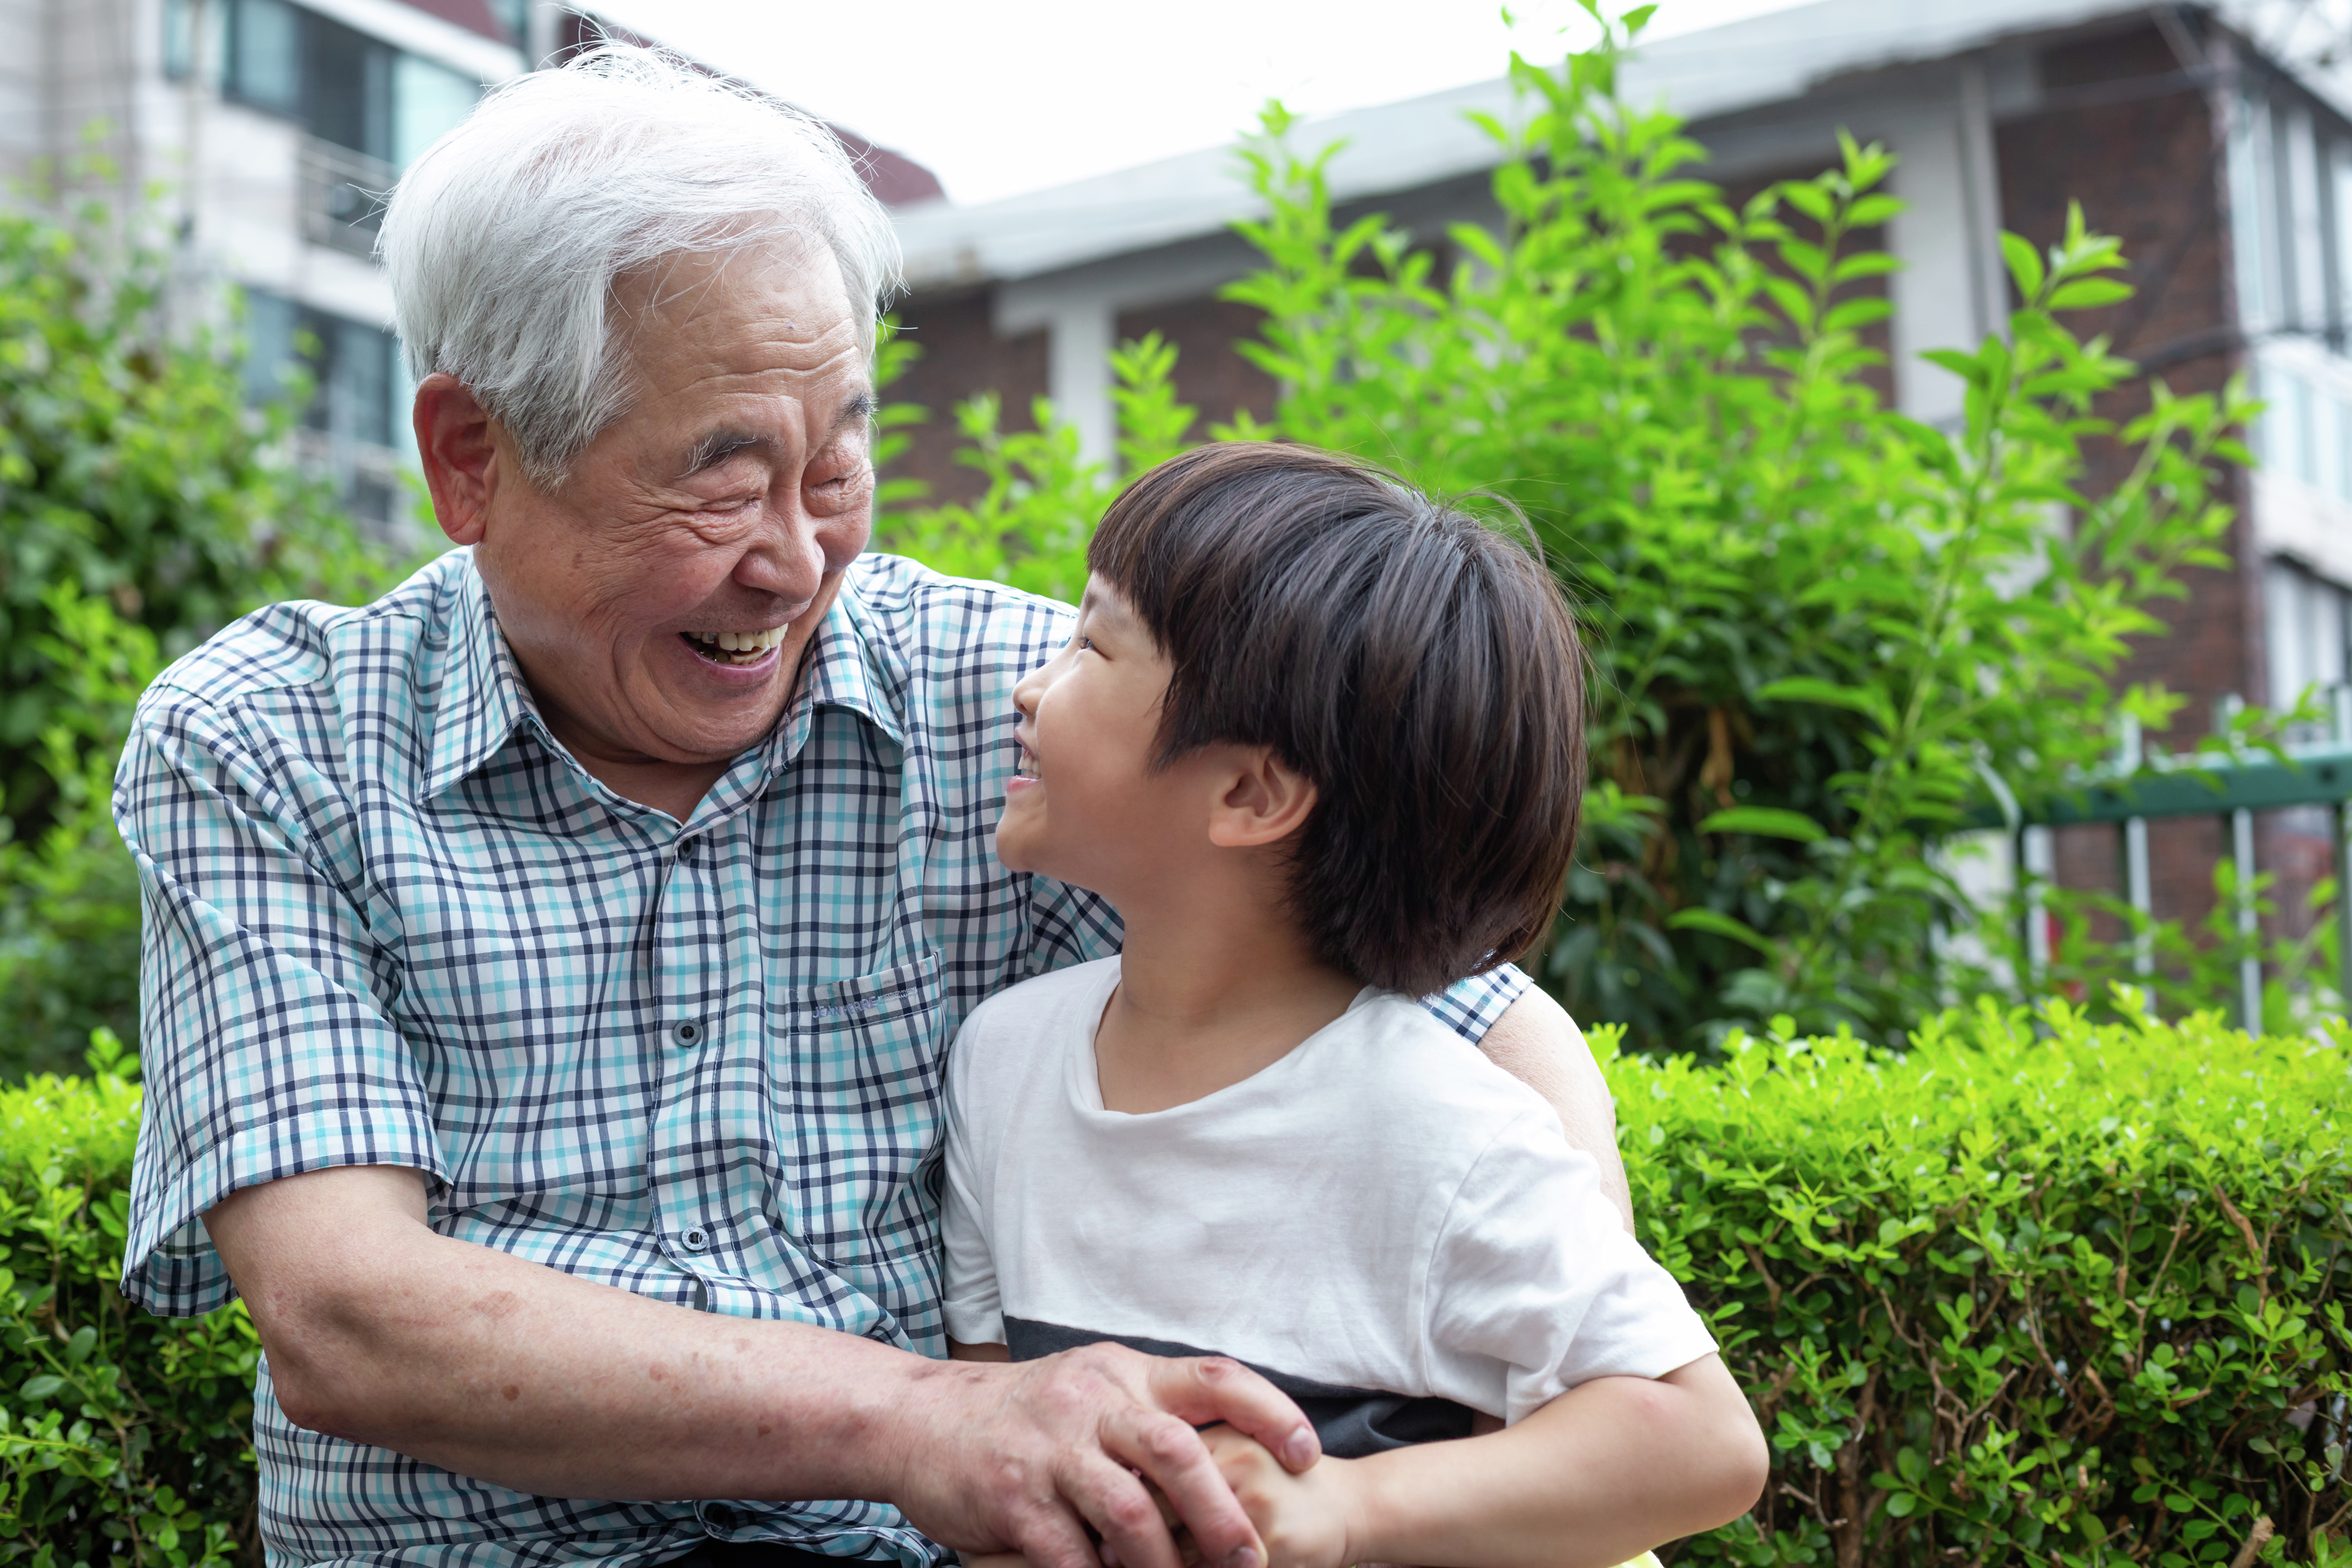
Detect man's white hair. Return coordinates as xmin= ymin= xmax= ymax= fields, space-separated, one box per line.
xmin=380 ymin=44 xmax=901 ymax=487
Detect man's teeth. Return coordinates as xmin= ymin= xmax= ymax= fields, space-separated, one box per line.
xmin=687 ymin=626 xmax=786 ymax=664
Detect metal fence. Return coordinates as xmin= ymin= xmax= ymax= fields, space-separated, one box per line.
xmin=1980 ymin=692 xmax=2352 ymax=1024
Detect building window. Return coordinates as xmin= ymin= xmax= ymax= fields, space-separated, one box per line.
xmin=243 ymin=289 xmax=408 ymax=524
xmin=2266 ymin=558 xmax=2352 ymax=729
xmin=200 ymin=0 xmax=479 ymax=167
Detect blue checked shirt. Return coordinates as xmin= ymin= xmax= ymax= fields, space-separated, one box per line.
xmin=116 ymin=548 xmax=1530 ymax=1568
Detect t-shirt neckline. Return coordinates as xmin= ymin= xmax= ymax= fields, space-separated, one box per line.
xmin=1074 ymin=958 xmax=1381 ymax=1119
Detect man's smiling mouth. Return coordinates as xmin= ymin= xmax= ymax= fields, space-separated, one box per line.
xmin=683 ymin=626 xmax=786 ymax=666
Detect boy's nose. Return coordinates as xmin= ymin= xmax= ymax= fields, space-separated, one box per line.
xmin=1011 ymin=665 xmax=1042 ymax=719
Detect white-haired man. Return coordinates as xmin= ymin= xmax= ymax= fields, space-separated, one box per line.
xmin=115 ymin=46 xmax=1631 ymax=1568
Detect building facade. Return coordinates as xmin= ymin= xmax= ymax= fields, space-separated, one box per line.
xmin=881 ymin=0 xmax=2352 ymax=950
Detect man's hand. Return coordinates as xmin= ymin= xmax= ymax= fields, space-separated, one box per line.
xmin=206 ymin=1167 xmax=1316 ymax=1568
xmin=893 ymin=1344 xmax=1319 ymax=1568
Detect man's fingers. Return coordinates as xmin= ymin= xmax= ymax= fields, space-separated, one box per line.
xmin=1060 ymin=1448 xmax=1195 ymax=1568
xmin=1006 ymin=1501 xmax=1107 ymax=1568
xmin=1147 ymin=1356 xmax=1319 ymax=1474
xmin=1098 ymin=1407 xmax=1263 ymax=1568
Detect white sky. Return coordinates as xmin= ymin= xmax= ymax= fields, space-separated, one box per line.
xmin=590 ymin=0 xmax=1816 ymax=206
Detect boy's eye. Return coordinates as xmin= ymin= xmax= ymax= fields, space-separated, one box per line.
xmin=1076 ymin=636 xmax=1094 ymax=653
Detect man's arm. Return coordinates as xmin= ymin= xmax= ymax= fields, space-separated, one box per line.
xmin=1476 ymin=987 xmax=1634 ymax=1232
xmin=207 ymin=1165 xmax=1316 ymax=1568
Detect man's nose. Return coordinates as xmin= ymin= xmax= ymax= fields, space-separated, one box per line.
xmin=733 ymin=493 xmax=831 ymax=602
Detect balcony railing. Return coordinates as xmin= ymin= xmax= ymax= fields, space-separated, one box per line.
xmin=299 ymin=140 xmax=398 ymax=259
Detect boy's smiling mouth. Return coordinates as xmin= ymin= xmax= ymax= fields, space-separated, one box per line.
xmin=1013 ymin=742 xmax=1040 ymax=780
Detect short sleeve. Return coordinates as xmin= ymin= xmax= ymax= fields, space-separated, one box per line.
xmin=1422 ymin=963 xmax=1532 ymax=1044
xmin=114 ymin=688 xmax=449 ymax=1317
xmin=1426 ymin=1110 xmax=1717 ymax=1425
xmin=938 ymin=1018 xmax=1003 ymax=1345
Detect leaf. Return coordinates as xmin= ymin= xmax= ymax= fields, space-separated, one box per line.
xmin=2001 ymin=232 xmax=2047 ymax=301
xmin=1699 ymin=807 xmax=1827 ymax=842
xmin=2048 ymin=277 xmax=2135 ymax=310
xmin=1665 ymin=907 xmax=1778 ymax=953
xmin=1754 ymin=677 xmax=1892 ymax=728
xmin=19 ymin=1376 xmax=62 ymax=1401
xmin=1845 ymin=193 xmax=1905 ymax=229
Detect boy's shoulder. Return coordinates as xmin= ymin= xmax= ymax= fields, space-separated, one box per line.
xmin=963 ymin=956 xmax=1120 ymax=1031
xmin=1306 ymin=991 xmax=1564 ymax=1145
xmin=947 ymin=956 xmax=1120 ymax=1104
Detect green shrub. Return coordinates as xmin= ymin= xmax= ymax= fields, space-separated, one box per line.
xmin=1606 ymin=997 xmax=2352 ymax=1566
xmin=0 ymin=1034 xmax=256 ymax=1568
xmin=0 ymin=187 xmax=400 ymax=1079
xmin=0 ymin=1011 xmax=2343 ymax=1565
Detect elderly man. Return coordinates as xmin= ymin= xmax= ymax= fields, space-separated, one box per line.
xmin=116 ymin=46 xmax=1628 ymax=1568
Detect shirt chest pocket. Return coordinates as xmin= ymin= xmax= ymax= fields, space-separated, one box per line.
xmin=768 ymin=950 xmax=948 ymax=1279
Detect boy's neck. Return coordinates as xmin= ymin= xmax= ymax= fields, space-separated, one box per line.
xmin=1096 ymin=880 xmax=1363 ymax=1115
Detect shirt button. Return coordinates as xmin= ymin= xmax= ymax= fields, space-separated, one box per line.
xmin=680 ymin=1226 xmax=710 ymax=1252
xmin=672 ymin=1020 xmax=704 ymax=1048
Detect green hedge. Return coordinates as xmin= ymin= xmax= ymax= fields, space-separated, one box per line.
xmin=0 ymin=1034 xmax=254 ymax=1568
xmin=0 ymin=1009 xmax=2344 ymax=1567
xmin=1606 ymin=997 xmax=2352 ymax=1567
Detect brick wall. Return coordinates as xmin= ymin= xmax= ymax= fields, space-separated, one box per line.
xmin=1995 ymin=23 xmax=2275 ymax=939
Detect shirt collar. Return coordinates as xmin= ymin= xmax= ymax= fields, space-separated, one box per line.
xmin=420 ymin=556 xmax=539 ymax=802
xmin=759 ymin=567 xmax=907 ymax=773
xmin=419 ymin=555 xmax=906 ymax=806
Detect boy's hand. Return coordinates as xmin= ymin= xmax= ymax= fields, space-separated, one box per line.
xmin=1196 ymin=1425 xmax=1360 ymax=1568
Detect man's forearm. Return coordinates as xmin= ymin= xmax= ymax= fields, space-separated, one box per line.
xmin=207 ymin=1164 xmax=1316 ymax=1568
xmin=212 ymin=1165 xmax=929 ymax=1502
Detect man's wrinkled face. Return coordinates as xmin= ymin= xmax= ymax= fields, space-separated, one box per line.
xmin=471 ymin=239 xmax=873 ymax=775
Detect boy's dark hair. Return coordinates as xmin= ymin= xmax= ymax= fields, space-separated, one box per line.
xmin=1088 ymin=442 xmax=1586 ymax=998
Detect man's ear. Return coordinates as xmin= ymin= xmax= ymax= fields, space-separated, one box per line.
xmin=413 ymin=373 xmax=508 ymax=548
xmin=1206 ymin=747 xmax=1318 ymax=850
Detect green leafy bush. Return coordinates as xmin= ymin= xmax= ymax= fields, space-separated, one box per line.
xmin=1607 ymin=998 xmax=2351 ymax=1567
xmin=0 ymin=1035 xmax=257 ymax=1568
xmin=0 ymin=187 xmax=397 ymax=1078
xmin=0 ymin=1011 xmax=2341 ymax=1566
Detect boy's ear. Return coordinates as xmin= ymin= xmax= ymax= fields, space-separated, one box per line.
xmin=1205 ymin=746 xmax=1318 ymax=850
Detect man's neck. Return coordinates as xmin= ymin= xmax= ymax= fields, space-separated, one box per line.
xmin=1095 ymin=881 xmax=1362 ymax=1115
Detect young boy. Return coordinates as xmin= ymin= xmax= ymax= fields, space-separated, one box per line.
xmin=941 ymin=444 xmax=1766 ymax=1568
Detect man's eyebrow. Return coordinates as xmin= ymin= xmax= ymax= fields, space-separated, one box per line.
xmin=676 ymin=395 xmax=875 ymax=479
xmin=679 ymin=430 xmax=771 ymax=478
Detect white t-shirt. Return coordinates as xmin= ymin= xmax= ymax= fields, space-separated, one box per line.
xmin=940 ymin=957 xmax=1717 ymax=1456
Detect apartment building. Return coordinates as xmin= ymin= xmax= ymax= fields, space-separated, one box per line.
xmin=0 ymin=0 xmax=529 ymax=528
xmin=882 ymin=0 xmax=2352 ymax=939
xmin=0 ymin=0 xmax=938 ymax=536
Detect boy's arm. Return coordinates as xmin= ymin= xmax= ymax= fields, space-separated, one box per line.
xmin=1203 ymin=1354 xmax=1765 ymax=1568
